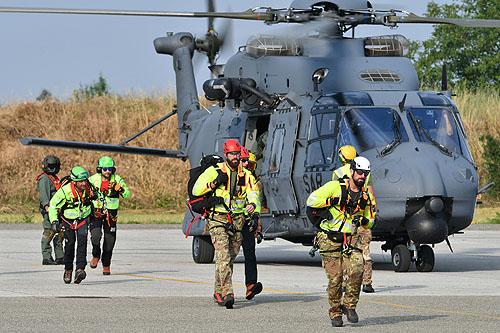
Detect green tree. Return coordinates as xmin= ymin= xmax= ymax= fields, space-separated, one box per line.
xmin=412 ymin=0 xmax=500 ymax=90
xmin=73 ymin=73 xmax=110 ymax=100
xmin=480 ymin=134 xmax=500 ymax=200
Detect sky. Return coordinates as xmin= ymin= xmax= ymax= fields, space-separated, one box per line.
xmin=0 ymin=0 xmax=450 ymax=102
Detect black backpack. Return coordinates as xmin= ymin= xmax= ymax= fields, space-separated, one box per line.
xmin=187 ymin=154 xmax=224 ymax=215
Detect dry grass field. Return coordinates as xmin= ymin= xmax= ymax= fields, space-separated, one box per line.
xmin=0 ymin=89 xmax=499 ymax=221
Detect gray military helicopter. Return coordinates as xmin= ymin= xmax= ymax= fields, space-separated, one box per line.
xmin=2 ymin=0 xmax=498 ymax=272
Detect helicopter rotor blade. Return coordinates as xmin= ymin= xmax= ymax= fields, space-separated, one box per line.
xmin=207 ymin=0 xmax=215 ymax=33
xmin=387 ymin=13 xmax=500 ymax=28
xmin=0 ymin=6 xmax=276 ymax=22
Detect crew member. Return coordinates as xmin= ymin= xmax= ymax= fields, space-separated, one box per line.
xmin=240 ymin=147 xmax=263 ymax=300
xmin=334 ymin=145 xmax=376 ymax=293
xmin=89 ymin=156 xmax=130 ymax=275
xmin=307 ymin=156 xmax=375 ymax=327
xmin=49 ymin=166 xmax=97 ymax=284
xmin=37 ymin=155 xmax=64 ymax=265
xmin=193 ymin=139 xmax=260 ymax=309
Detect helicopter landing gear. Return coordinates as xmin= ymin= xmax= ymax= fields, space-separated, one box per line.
xmin=388 ymin=242 xmax=435 ymax=272
xmin=192 ymin=236 xmax=214 ymax=264
xmin=416 ymin=244 xmax=435 ymax=272
xmin=391 ymin=244 xmax=411 ymax=272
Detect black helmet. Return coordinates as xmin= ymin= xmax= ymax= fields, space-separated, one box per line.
xmin=42 ymin=155 xmax=60 ymax=175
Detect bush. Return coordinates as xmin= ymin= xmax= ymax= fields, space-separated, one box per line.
xmin=73 ymin=73 xmax=110 ymax=100
xmin=480 ymin=134 xmax=500 ymax=201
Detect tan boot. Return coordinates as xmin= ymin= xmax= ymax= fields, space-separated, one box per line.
xmin=103 ymin=266 xmax=110 ymax=275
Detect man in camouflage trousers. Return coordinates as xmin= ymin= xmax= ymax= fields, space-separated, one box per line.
xmin=307 ymin=157 xmax=375 ymax=327
xmin=192 ymin=139 xmax=260 ymax=309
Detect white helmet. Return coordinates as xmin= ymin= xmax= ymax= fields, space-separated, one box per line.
xmin=350 ymin=156 xmax=370 ymax=171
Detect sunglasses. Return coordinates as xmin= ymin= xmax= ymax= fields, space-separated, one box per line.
xmin=355 ymin=169 xmax=370 ymax=176
xmin=241 ymin=159 xmax=249 ymax=163
xmin=102 ymin=167 xmax=114 ymax=172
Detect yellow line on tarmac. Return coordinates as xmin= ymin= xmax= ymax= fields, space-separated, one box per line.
xmin=116 ymin=273 xmax=500 ymax=320
xmin=360 ymin=299 xmax=500 ymax=320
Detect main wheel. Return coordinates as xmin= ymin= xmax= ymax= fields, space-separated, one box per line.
xmin=192 ymin=236 xmax=215 ymax=263
xmin=391 ymin=244 xmax=411 ymax=272
xmin=416 ymin=244 xmax=435 ymax=272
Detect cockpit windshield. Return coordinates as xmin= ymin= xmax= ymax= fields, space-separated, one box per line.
xmin=406 ymin=107 xmax=473 ymax=161
xmin=339 ymin=108 xmax=409 ymax=153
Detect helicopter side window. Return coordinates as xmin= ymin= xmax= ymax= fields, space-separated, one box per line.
xmin=406 ymin=107 xmax=472 ymax=160
xmin=339 ymin=108 xmax=409 ymax=153
xmin=269 ymin=128 xmax=285 ymax=172
xmin=306 ymin=111 xmax=339 ymax=166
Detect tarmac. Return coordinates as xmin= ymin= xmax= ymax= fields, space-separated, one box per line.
xmin=1 ymin=223 xmax=500 ymax=332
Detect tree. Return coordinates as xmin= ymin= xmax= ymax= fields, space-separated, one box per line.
xmin=412 ymin=0 xmax=500 ymax=90
xmin=36 ymin=89 xmax=52 ymax=101
xmin=73 ymin=73 xmax=110 ymax=100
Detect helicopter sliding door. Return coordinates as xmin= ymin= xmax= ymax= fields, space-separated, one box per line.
xmin=261 ymin=107 xmax=301 ymax=215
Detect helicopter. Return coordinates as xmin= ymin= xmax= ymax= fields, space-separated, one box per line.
xmin=2 ymin=0 xmax=498 ymax=272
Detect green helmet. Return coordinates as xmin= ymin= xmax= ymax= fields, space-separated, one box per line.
xmin=70 ymin=166 xmax=89 ymax=181
xmin=98 ymin=156 xmax=115 ymax=168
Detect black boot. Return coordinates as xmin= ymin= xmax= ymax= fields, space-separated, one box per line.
xmin=42 ymin=258 xmax=56 ymax=265
xmin=74 ymin=269 xmax=86 ymax=284
xmin=223 ymin=294 xmax=234 ymax=309
xmin=331 ymin=316 xmax=343 ymax=327
xmin=362 ymin=284 xmax=375 ymax=293
xmin=343 ymin=307 xmax=359 ymax=323
xmin=246 ymin=282 xmax=263 ymax=300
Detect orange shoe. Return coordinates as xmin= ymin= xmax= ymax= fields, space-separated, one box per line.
xmin=103 ymin=266 xmax=110 ymax=275
xmin=90 ymin=257 xmax=99 ymax=269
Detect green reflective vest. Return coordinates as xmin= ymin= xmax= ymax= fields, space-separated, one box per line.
xmin=306 ymin=179 xmax=375 ymax=234
xmin=193 ymin=162 xmax=260 ymax=214
xmin=89 ymin=173 xmax=130 ymax=210
xmin=48 ymin=182 xmax=93 ymax=223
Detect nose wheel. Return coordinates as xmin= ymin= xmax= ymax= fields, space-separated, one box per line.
xmin=389 ymin=242 xmax=435 ymax=272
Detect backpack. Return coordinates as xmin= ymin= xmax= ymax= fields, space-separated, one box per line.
xmin=187 ymin=154 xmax=224 ymax=215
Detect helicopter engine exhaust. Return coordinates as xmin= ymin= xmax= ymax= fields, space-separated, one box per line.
xmin=405 ymin=197 xmax=448 ymax=244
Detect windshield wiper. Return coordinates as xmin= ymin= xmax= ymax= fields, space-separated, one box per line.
xmin=381 ymin=112 xmax=402 ymax=157
xmin=408 ymin=111 xmax=422 ymax=141
xmin=416 ymin=119 xmax=453 ymax=157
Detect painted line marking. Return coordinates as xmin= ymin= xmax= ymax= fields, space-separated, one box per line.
xmin=115 ymin=272 xmax=500 ymax=320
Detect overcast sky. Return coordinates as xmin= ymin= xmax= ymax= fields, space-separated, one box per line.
xmin=0 ymin=0 xmax=450 ymax=102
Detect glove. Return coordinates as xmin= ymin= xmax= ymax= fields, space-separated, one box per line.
xmin=89 ymin=189 xmax=99 ymax=201
xmin=51 ymin=221 xmax=62 ymax=233
xmin=108 ymin=182 xmax=121 ymax=198
xmin=212 ymin=173 xmax=228 ymax=189
xmin=247 ymin=214 xmax=259 ymax=232
xmin=352 ymin=215 xmax=369 ymax=227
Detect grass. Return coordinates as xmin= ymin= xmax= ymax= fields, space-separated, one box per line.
xmin=472 ymin=205 xmax=500 ymax=224
xmin=0 ymin=210 xmax=184 ymax=224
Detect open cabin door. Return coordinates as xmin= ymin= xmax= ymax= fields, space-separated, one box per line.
xmin=261 ymin=107 xmax=301 ymax=215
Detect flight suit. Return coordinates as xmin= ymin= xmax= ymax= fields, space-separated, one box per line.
xmin=37 ymin=173 xmax=64 ymax=263
xmin=242 ymin=171 xmax=261 ymax=291
xmin=307 ymin=179 xmax=375 ymax=320
xmin=193 ymin=162 xmax=259 ymax=298
xmin=89 ymin=173 xmax=130 ymax=268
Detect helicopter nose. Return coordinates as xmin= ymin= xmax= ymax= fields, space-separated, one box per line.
xmin=425 ymin=197 xmax=444 ymax=214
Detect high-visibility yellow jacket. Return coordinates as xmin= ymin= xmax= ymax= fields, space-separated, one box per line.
xmin=48 ymin=182 xmax=93 ymax=223
xmin=193 ymin=162 xmax=260 ymax=214
xmin=307 ymin=179 xmax=375 ymax=234
xmin=89 ymin=173 xmax=130 ymax=210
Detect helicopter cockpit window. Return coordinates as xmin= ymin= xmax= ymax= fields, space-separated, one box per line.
xmin=269 ymin=128 xmax=285 ymax=172
xmin=406 ymin=107 xmax=473 ymax=160
xmin=339 ymin=108 xmax=409 ymax=153
xmin=306 ymin=111 xmax=339 ymax=166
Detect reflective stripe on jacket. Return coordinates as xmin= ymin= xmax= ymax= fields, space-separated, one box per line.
xmin=89 ymin=173 xmax=130 ymax=210
xmin=48 ymin=182 xmax=93 ymax=222
xmin=306 ymin=180 xmax=375 ymax=234
xmin=193 ymin=162 xmax=260 ymax=214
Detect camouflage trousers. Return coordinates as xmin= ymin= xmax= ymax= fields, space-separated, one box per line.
xmin=208 ymin=213 xmax=244 ymax=297
xmin=318 ymin=232 xmax=364 ymax=319
xmin=341 ymin=227 xmax=373 ymax=286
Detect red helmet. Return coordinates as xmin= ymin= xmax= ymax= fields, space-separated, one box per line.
xmin=223 ymin=139 xmax=241 ymax=154
xmin=240 ymin=147 xmax=250 ymax=159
